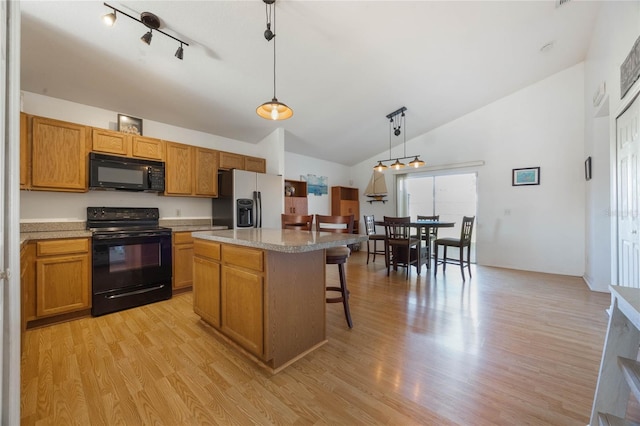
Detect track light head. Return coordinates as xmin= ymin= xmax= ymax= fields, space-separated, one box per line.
xmin=102 ymin=11 xmax=116 ymax=26
xmin=175 ymin=44 xmax=184 ymax=60
xmin=141 ymin=30 xmax=153 ymax=45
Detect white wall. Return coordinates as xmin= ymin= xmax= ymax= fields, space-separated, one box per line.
xmin=20 ymin=92 xmax=286 ymax=221
xmin=583 ymin=1 xmax=640 ymax=292
xmin=284 ymin=151 xmax=352 ymax=216
xmin=352 ymin=64 xmax=587 ymax=277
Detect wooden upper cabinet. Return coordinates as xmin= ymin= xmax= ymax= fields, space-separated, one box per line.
xmin=194 ymin=147 xmax=218 ymax=197
xmin=164 ymin=142 xmax=193 ymax=195
xmin=219 ymin=151 xmax=245 ymax=170
xmin=31 ymin=116 xmax=88 ymax=192
xmin=244 ymin=156 xmax=266 ymax=173
xmin=20 ymin=113 xmax=29 ymax=189
xmin=131 ymin=135 xmax=164 ymax=160
xmin=91 ymin=128 xmax=130 ymax=156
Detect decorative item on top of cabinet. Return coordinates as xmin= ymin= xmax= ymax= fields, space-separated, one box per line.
xmin=218 ymin=151 xmax=245 ymax=170
xmin=20 ymin=113 xmax=30 ymax=189
xmin=331 ymin=186 xmax=360 ymax=232
xmin=284 ymin=179 xmax=308 ymax=215
xmin=22 ymin=238 xmax=91 ymax=329
xmin=173 ymin=232 xmax=195 ymax=293
xmin=30 ymin=116 xmax=89 ymax=192
xmin=244 ymin=156 xmax=266 ymax=173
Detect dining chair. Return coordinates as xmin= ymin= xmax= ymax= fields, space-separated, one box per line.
xmin=281 ymin=214 xmax=313 ymax=231
xmin=383 ymin=216 xmax=420 ymax=279
xmin=417 ymin=214 xmax=439 ymax=268
xmin=315 ymin=214 xmax=355 ymax=328
xmin=433 ymin=216 xmax=475 ymax=281
xmin=363 ymin=215 xmax=386 ymax=265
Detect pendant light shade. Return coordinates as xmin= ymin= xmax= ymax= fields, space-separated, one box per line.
xmin=257 ymin=98 xmax=293 ymax=120
xmin=257 ymin=0 xmax=293 ymax=120
xmin=374 ymin=161 xmax=387 ymax=172
xmin=409 ymin=156 xmax=425 ymax=168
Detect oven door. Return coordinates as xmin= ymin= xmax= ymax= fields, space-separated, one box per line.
xmin=91 ymin=231 xmax=172 ymax=315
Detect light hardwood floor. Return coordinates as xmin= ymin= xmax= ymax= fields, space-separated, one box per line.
xmin=21 ymin=251 xmax=617 ymax=425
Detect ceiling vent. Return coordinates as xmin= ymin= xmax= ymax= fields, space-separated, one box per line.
xmin=555 ymin=0 xmax=572 ymax=8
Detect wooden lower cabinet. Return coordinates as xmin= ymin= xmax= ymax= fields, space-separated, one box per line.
xmin=22 ymin=238 xmax=91 ymax=327
xmin=173 ymin=232 xmax=195 ymax=292
xmin=192 ymin=238 xmax=327 ymax=372
xmin=193 ymin=240 xmax=221 ymax=327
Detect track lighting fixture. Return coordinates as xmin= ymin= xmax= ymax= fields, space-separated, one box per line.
xmin=372 ymin=107 xmax=425 ymax=171
xmin=256 ymin=0 xmax=293 ymax=120
xmin=102 ymin=3 xmax=189 ymax=60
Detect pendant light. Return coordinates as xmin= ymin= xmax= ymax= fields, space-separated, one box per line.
xmin=256 ymin=0 xmax=293 ymax=120
xmin=372 ymin=107 xmax=425 ymax=170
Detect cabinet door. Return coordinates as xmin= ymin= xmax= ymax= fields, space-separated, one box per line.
xmin=194 ymin=147 xmax=218 ymax=197
xmin=193 ymin=256 xmax=221 ymax=327
xmin=173 ymin=243 xmax=194 ymax=290
xmin=221 ymin=266 xmax=264 ymax=357
xmin=219 ymin=151 xmax=244 ymax=170
xmin=20 ymin=113 xmax=30 ymax=189
xmin=132 ymin=136 xmax=164 ymax=160
xmin=165 ymin=142 xmax=193 ymax=195
xmin=36 ymin=253 xmax=90 ymax=317
xmin=91 ymin=128 xmax=130 ymax=156
xmin=285 ymin=197 xmax=308 ymax=215
xmin=244 ymin=156 xmax=266 ymax=173
xmin=31 ymin=117 xmax=88 ymax=191
xmin=341 ymin=200 xmax=359 ymax=217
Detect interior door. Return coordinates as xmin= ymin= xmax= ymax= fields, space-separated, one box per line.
xmin=616 ymin=92 xmax=640 ymax=288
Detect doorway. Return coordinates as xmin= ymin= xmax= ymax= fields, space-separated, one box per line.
xmin=398 ymin=172 xmax=478 ymax=262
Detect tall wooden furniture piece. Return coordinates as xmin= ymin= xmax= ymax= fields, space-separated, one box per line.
xmin=331 ymin=186 xmax=360 ymax=233
xmin=363 ymin=215 xmax=385 ymax=265
xmin=417 ymin=214 xmax=440 ymax=268
xmin=383 ymin=216 xmax=420 ymax=279
xmin=434 ymin=216 xmax=475 ymax=281
xmin=315 ymin=214 xmax=355 ymax=328
xmin=281 ymin=214 xmax=313 ymax=231
xmin=284 ymin=179 xmax=308 ymax=215
xmin=590 ymin=285 xmax=640 ymax=426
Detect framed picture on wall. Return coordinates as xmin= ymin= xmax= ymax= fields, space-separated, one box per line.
xmin=117 ymin=114 xmax=143 ymax=135
xmin=512 ymin=167 xmax=540 ymax=186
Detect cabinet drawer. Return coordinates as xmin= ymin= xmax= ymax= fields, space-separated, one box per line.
xmin=194 ymin=239 xmax=221 ymax=260
xmin=223 ymin=245 xmax=264 ymax=272
xmin=36 ymin=238 xmax=89 ymax=256
xmin=174 ymin=232 xmax=195 ymax=245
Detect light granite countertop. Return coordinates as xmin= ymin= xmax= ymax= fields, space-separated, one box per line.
xmin=192 ymin=228 xmax=369 ymax=253
xmin=20 ymin=219 xmax=227 ymax=244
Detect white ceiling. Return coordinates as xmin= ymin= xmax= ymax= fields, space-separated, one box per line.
xmin=20 ymin=0 xmax=601 ymax=166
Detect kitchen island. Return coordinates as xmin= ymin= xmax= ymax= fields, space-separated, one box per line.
xmin=192 ymin=228 xmax=368 ymax=373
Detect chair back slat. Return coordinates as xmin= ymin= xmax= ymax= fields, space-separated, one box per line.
xmin=460 ymin=216 xmax=475 ymax=244
xmin=315 ymin=214 xmax=354 ymax=234
xmin=363 ymin=215 xmax=377 ymax=236
xmin=281 ymin=214 xmax=313 ymax=231
xmin=417 ymin=214 xmax=440 ymax=239
xmin=383 ymin=216 xmax=411 ymax=239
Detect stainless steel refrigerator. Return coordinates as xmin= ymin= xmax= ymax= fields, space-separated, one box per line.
xmin=212 ymin=169 xmax=284 ymax=229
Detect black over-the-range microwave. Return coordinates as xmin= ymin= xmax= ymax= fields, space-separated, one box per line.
xmin=89 ymin=152 xmax=165 ymax=192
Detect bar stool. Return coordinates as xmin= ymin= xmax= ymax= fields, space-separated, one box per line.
xmin=363 ymin=214 xmax=386 ymax=265
xmin=315 ymin=214 xmax=354 ymax=328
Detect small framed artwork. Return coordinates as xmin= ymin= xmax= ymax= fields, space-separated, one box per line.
xmin=512 ymin=167 xmax=540 ymax=186
xmin=117 ymin=114 xmax=143 ymax=135
xmin=585 ymin=156 xmax=592 ymax=181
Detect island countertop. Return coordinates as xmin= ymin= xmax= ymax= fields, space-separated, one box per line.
xmin=192 ymin=228 xmax=368 ymax=253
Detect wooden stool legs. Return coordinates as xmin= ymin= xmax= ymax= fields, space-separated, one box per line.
xmin=326 ymin=262 xmax=353 ymax=328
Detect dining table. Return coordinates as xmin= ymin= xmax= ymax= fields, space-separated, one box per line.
xmin=376 ymin=219 xmax=455 ymax=274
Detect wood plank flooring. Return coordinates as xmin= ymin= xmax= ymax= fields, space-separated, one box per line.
xmin=21 ymin=252 xmax=616 ymax=425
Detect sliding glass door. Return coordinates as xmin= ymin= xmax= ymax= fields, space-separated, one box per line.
xmin=398 ymin=172 xmax=478 ymax=261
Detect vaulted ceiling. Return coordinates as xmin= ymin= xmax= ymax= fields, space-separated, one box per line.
xmin=20 ymin=1 xmax=600 ymax=165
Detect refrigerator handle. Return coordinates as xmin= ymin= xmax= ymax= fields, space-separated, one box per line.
xmin=252 ymin=191 xmax=258 ymax=228
xmin=257 ymin=191 xmax=262 ymax=228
